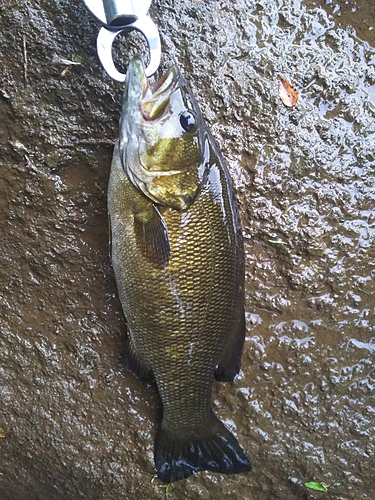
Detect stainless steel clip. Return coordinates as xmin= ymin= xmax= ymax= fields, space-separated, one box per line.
xmin=82 ymin=0 xmax=161 ymax=81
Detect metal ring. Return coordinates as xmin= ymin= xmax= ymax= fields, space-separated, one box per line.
xmin=96 ymin=16 xmax=161 ymax=81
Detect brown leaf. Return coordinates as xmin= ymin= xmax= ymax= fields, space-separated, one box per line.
xmin=278 ymin=77 xmax=299 ymax=107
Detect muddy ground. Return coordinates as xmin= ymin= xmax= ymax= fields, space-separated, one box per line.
xmin=0 ymin=0 xmax=374 ymax=499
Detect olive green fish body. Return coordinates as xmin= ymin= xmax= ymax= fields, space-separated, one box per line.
xmin=108 ymin=57 xmax=250 ymax=482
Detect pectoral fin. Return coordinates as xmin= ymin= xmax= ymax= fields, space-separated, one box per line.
xmin=134 ymin=204 xmax=170 ymax=267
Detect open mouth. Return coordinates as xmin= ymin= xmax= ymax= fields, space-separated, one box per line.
xmin=139 ymin=65 xmax=179 ymax=121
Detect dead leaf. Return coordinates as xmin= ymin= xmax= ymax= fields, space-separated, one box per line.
xmin=278 ymin=77 xmax=299 ymax=107
xmin=60 ymin=64 xmax=73 ymax=78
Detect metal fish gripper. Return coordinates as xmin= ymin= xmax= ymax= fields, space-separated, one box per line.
xmin=82 ymin=0 xmax=161 ymax=81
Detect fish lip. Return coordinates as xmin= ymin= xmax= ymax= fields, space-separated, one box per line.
xmin=125 ymin=56 xmax=179 ymax=121
xmin=141 ymin=66 xmax=179 ymax=121
xmin=148 ymin=65 xmax=179 ymax=98
xmin=125 ymin=56 xmax=150 ymax=101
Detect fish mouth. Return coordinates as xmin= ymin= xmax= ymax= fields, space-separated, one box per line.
xmin=128 ymin=56 xmax=179 ymax=121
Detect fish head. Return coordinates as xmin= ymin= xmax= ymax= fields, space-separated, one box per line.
xmin=119 ymin=56 xmax=209 ymax=210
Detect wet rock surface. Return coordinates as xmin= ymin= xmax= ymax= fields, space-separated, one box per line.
xmin=0 ymin=0 xmax=374 ymax=499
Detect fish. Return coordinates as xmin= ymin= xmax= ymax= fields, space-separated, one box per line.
xmin=107 ymin=55 xmax=251 ymax=483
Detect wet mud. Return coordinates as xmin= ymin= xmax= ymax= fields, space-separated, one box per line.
xmin=0 ymin=0 xmax=374 ymax=499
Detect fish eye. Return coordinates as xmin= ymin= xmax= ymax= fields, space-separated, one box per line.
xmin=179 ymin=111 xmax=196 ymax=132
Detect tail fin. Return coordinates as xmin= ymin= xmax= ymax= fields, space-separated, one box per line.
xmin=154 ymin=412 xmax=251 ymax=483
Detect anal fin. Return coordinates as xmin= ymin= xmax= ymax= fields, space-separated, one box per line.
xmin=125 ymin=333 xmax=154 ymax=383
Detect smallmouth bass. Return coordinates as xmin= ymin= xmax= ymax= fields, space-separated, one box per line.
xmin=108 ymin=56 xmax=251 ymax=483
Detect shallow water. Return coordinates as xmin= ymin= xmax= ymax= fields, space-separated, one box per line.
xmin=0 ymin=0 xmax=374 ymax=499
